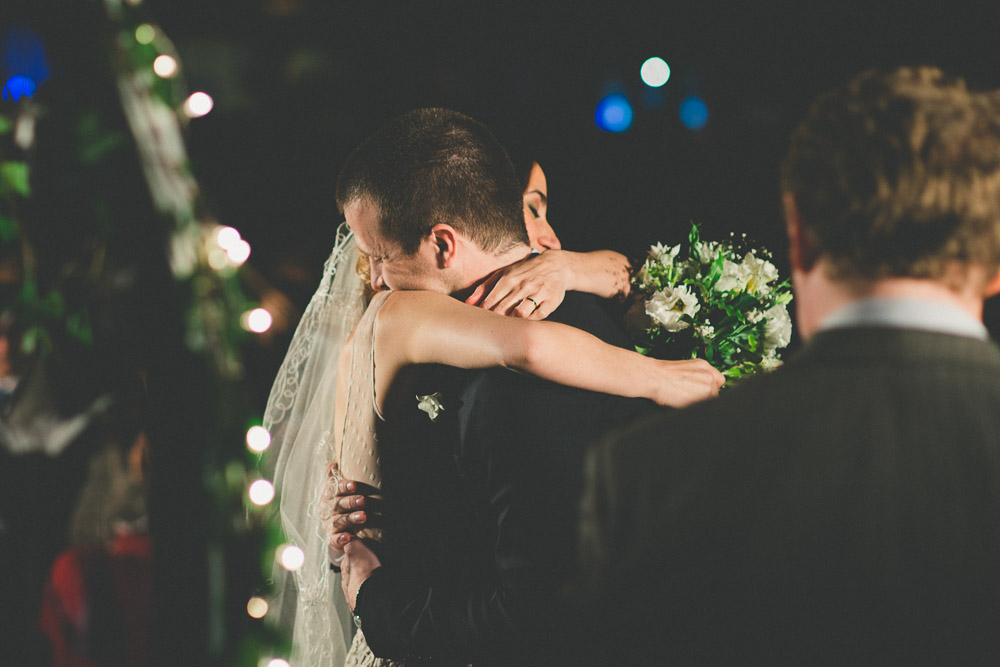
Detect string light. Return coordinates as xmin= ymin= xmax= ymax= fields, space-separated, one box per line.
xmin=246 ymin=425 xmax=271 ymax=453
xmin=214 ymin=226 xmax=241 ymax=250
xmin=242 ymin=308 xmax=273 ymax=333
xmin=183 ymin=92 xmax=214 ymax=118
xmin=277 ymin=544 xmax=305 ymax=571
xmin=248 ymin=479 xmax=275 ymax=506
xmin=246 ymin=596 xmax=269 ymax=619
xmin=135 ymin=24 xmax=155 ymax=45
xmin=226 ymin=239 xmax=251 ymax=265
xmin=153 ymin=55 xmax=178 ymax=78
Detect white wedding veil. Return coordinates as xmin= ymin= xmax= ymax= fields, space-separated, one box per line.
xmin=262 ymin=222 xmax=364 ymax=665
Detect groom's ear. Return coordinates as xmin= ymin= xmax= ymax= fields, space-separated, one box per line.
xmin=428 ymin=224 xmax=459 ymax=268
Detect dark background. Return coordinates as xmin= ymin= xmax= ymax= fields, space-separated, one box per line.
xmin=148 ymin=1 xmax=1000 ymax=282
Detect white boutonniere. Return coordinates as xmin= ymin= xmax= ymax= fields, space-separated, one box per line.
xmin=416 ymin=392 xmax=445 ymax=422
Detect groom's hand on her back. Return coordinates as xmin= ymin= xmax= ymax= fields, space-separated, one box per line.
xmin=322 ymin=462 xmax=379 ymax=554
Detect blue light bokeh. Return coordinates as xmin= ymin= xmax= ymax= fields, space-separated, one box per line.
xmin=679 ymin=96 xmax=708 ymax=130
xmin=595 ymin=93 xmax=634 ymax=133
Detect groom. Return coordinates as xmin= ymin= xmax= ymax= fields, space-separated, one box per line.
xmin=328 ymin=108 xmax=661 ymax=663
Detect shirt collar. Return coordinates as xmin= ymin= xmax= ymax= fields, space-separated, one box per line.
xmin=819 ymin=297 xmax=988 ymax=340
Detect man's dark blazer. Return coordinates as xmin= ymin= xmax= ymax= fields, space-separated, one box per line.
xmin=356 ymin=290 xmax=655 ymax=664
xmin=577 ymin=325 xmax=1000 ymax=664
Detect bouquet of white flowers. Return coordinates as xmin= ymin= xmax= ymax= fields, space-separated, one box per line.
xmin=626 ymin=222 xmax=793 ymax=380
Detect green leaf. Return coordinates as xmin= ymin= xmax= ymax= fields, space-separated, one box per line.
xmin=0 ymin=116 xmax=11 ymax=134
xmin=0 ymin=161 xmax=30 ymax=197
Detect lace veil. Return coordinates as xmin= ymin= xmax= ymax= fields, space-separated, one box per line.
xmin=262 ymin=222 xmax=363 ymax=665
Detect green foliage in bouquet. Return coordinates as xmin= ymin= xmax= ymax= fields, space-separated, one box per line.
xmin=627 ymin=223 xmax=793 ymax=380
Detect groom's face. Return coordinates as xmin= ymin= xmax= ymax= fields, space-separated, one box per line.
xmin=345 ymin=197 xmax=440 ymax=292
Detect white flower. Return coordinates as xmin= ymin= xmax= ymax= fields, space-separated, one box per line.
xmin=645 ymin=285 xmax=700 ymax=332
xmin=715 ymin=252 xmax=778 ymax=295
xmin=760 ymin=351 xmax=783 ymax=370
xmin=416 ymin=392 xmax=445 ymax=421
xmin=763 ymin=304 xmax=792 ymax=352
xmin=694 ymin=240 xmax=722 ymax=265
xmin=695 ymin=321 xmax=715 ymax=339
xmin=648 ymin=242 xmax=681 ymax=265
xmin=636 ymin=264 xmax=657 ymax=292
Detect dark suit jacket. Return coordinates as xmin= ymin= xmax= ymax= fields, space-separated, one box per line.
xmin=357 ymin=291 xmax=655 ymax=664
xmin=577 ymin=326 xmax=1000 ymax=665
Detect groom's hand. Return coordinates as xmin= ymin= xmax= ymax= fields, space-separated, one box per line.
xmin=342 ymin=539 xmax=381 ymax=613
xmin=322 ymin=462 xmax=379 ymax=554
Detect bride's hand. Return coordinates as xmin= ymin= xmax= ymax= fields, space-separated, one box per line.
xmin=465 ymin=250 xmax=574 ymax=320
xmin=650 ymin=358 xmax=725 ymax=408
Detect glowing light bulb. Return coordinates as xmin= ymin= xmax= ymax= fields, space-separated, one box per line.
xmin=278 ymin=544 xmax=305 ymax=571
xmin=153 ymin=55 xmax=178 ymax=78
xmin=266 ymin=660 xmax=290 ymax=667
xmin=135 ymin=24 xmax=155 ymax=45
xmin=247 ymin=596 xmax=269 ymax=619
xmin=243 ymin=308 xmax=273 ymax=333
xmin=249 ymin=479 xmax=275 ymax=506
xmin=183 ymin=92 xmax=214 ymax=118
xmin=226 ymin=239 xmax=251 ymax=265
xmin=214 ymin=226 xmax=241 ymax=250
xmin=640 ymin=57 xmax=671 ymax=87
xmin=246 ymin=426 xmax=271 ymax=453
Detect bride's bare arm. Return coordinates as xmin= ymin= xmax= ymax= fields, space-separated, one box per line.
xmin=376 ymin=290 xmax=723 ymax=409
xmin=464 ymin=249 xmax=633 ymax=319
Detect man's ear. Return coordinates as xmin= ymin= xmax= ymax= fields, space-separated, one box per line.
xmin=983 ymin=266 xmax=1000 ymax=299
xmin=782 ymin=192 xmax=818 ymax=273
xmin=428 ymin=224 xmax=459 ymax=268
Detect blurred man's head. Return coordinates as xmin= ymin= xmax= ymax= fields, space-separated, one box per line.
xmin=781 ymin=66 xmax=1000 ymax=291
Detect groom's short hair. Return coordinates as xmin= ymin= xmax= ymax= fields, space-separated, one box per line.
xmin=336 ymin=108 xmax=528 ymax=255
xmin=780 ymin=66 xmax=1000 ymax=288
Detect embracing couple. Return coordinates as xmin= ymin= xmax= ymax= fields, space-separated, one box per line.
xmin=263 ymin=108 xmax=724 ymax=665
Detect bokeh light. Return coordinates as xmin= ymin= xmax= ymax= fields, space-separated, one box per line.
xmin=2 ymin=75 xmax=36 ymax=102
xmin=248 ymin=479 xmax=275 ymax=506
xmin=264 ymin=660 xmax=290 ymax=667
xmin=278 ymin=544 xmax=305 ymax=571
xmin=595 ymin=94 xmax=634 ymax=133
xmin=226 ymin=239 xmax=251 ymax=265
xmin=679 ymin=96 xmax=709 ymax=130
xmin=153 ymin=54 xmax=178 ymax=78
xmin=243 ymin=308 xmax=273 ymax=334
xmin=215 ymin=226 xmax=241 ymax=250
xmin=640 ymin=57 xmax=671 ymax=87
xmin=246 ymin=425 xmax=271 ymax=453
xmin=247 ymin=596 xmax=269 ymax=619
xmin=183 ymin=92 xmax=214 ymax=118
xmin=135 ymin=24 xmax=155 ymax=45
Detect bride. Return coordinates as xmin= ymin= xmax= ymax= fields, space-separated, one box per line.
xmin=264 ymin=134 xmax=723 ymax=664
